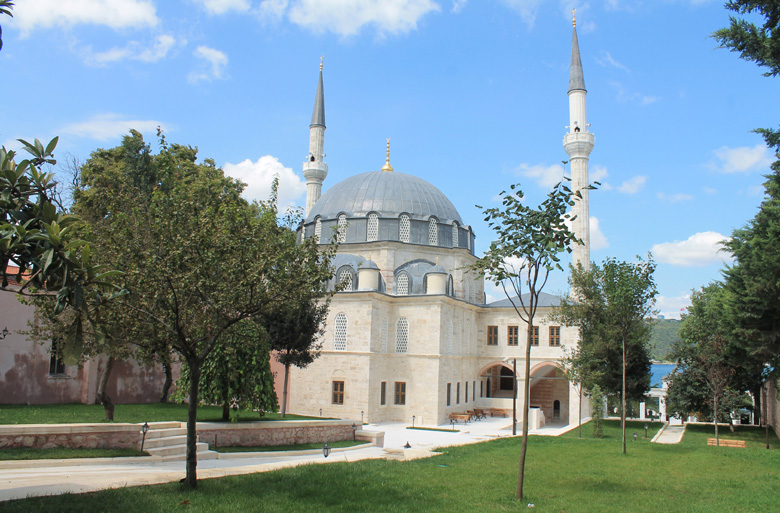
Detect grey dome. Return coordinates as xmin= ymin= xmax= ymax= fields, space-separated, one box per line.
xmin=306 ymin=171 xmax=463 ymax=223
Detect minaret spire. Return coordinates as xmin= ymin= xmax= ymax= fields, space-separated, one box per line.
xmin=563 ymin=14 xmax=594 ymax=270
xmin=381 ymin=138 xmax=394 ymax=172
xmin=303 ymin=58 xmax=328 ymax=217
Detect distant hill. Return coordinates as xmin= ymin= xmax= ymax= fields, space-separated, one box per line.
xmin=649 ymin=318 xmax=681 ymax=362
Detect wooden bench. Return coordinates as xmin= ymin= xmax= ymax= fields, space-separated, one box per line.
xmin=471 ymin=409 xmax=487 ymax=420
xmin=707 ymin=438 xmax=745 ymax=448
xmin=449 ymin=413 xmax=471 ymax=424
xmin=488 ymin=408 xmax=510 ymax=418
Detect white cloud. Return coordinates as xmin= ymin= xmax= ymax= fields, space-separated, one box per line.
xmin=656 ymin=294 xmax=691 ymax=320
xmin=452 ymin=0 xmax=468 ymax=13
xmin=13 ymin=0 xmax=158 ymax=35
xmin=596 ymin=50 xmax=629 ymax=72
xmin=223 ymin=156 xmax=306 ymax=207
xmin=268 ymin=0 xmax=441 ymax=37
xmin=656 ymin=192 xmax=693 ymax=203
xmin=589 ymin=216 xmax=608 ymax=250
xmin=702 ymin=186 xmax=717 ymax=195
xmin=710 ymin=144 xmax=774 ymax=174
xmin=610 ymin=81 xmax=659 ymax=105
xmin=195 ymin=0 xmax=251 ymax=15
xmin=515 ymin=162 xmax=564 ymax=188
xmin=60 ymin=113 xmax=165 ymax=141
xmin=651 ymin=231 xmax=732 ymax=267
xmin=499 ymin=0 xmax=542 ymax=27
xmin=591 ymin=165 xmax=608 ymax=184
xmin=85 ymin=35 xmax=178 ymax=65
xmin=617 ymin=175 xmax=646 ymax=194
xmin=188 ymin=46 xmax=228 ymax=83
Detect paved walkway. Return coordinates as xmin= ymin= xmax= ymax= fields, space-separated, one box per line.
xmin=0 ymin=417 xmax=575 ymax=502
xmin=652 ymin=424 xmax=685 ymax=444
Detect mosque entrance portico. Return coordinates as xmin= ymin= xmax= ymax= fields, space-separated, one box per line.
xmin=529 ymin=363 xmax=570 ymax=426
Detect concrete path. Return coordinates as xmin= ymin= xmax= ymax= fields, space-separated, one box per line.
xmin=1 ymin=417 xmax=577 ymax=503
xmin=652 ymin=424 xmax=685 ymax=444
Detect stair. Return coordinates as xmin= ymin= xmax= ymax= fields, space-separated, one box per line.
xmin=142 ymin=423 xmax=218 ymax=461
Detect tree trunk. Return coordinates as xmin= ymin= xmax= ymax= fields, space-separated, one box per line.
xmin=281 ymin=363 xmax=290 ymax=419
xmin=159 ymin=359 xmax=173 ymax=403
xmin=516 ymin=320 xmax=534 ymax=500
xmin=621 ymin=334 xmax=626 ymax=455
xmin=222 ymin=401 xmax=230 ymax=421
xmin=578 ymin=384 xmax=582 ymax=439
xmin=185 ymin=358 xmax=202 ymax=488
xmin=714 ymin=392 xmax=719 ymax=446
xmin=97 ymin=356 xmax=115 ymax=421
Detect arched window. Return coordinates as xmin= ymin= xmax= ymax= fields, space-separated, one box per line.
xmin=381 ymin=318 xmax=388 ymax=353
xmin=396 ymin=317 xmax=409 ymax=353
xmin=334 ymin=313 xmax=347 ymax=351
xmin=337 ymin=266 xmax=354 ymax=291
xmin=367 ymin=213 xmax=379 ymax=242
xmin=428 ymin=217 xmax=438 ymax=245
xmin=337 ymin=214 xmax=347 ymax=243
xmin=399 ymin=214 xmax=410 ymax=243
xmin=448 ymin=275 xmax=454 ymax=297
xmin=396 ymin=272 xmax=410 ymax=296
xmin=452 ymin=222 xmax=459 ymax=248
xmin=314 ymin=217 xmax=322 ymax=243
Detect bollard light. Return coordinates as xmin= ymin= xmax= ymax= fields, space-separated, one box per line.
xmin=361 ymin=410 xmax=364 ymax=424
xmin=352 ymin=423 xmax=357 ymax=441
xmin=404 ymin=441 xmax=411 ymax=449
xmin=322 ymin=443 xmax=331 ymax=458
xmin=412 ymin=415 xmax=416 ymax=428
xmin=644 ymin=423 xmax=648 ymax=438
xmin=451 ymin=418 xmax=455 ymax=431
xmin=633 ymin=432 xmax=637 ymax=442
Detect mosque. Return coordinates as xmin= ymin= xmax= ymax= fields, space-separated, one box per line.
xmin=285 ymin=18 xmax=595 ymax=428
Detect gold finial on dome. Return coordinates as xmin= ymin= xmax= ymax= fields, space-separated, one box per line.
xmin=381 ymin=137 xmax=394 ymax=172
xmin=572 ymin=8 xmax=576 ymax=27
xmin=320 ymin=55 xmax=323 ymax=71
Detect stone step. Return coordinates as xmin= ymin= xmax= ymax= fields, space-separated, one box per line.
xmin=146 ymin=441 xmax=211 ymax=458
xmin=145 ymin=427 xmax=187 ymax=439
xmin=143 ymin=435 xmax=187 ymax=449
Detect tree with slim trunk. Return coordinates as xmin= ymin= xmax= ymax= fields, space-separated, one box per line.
xmin=471 ymin=180 xmax=585 ymax=500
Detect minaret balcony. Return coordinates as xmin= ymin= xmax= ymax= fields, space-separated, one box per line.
xmin=563 ymin=132 xmax=594 ymax=157
xmin=303 ymin=161 xmax=328 ymax=181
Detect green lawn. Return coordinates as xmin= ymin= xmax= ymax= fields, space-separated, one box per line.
xmin=3 ymin=422 xmax=779 ymax=512
xmin=0 ymin=448 xmax=148 ymax=461
xmin=214 ymin=440 xmax=367 ymax=453
xmin=0 ymin=403 xmax=321 ymax=425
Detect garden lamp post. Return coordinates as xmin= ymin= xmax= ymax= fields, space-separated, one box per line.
xmin=140 ymin=422 xmax=150 ymax=451
xmin=361 ymin=410 xmax=364 ymax=424
xmin=412 ymin=415 xmax=416 ymax=428
xmin=502 ymin=356 xmax=517 ymax=435
xmin=0 ymin=327 xmax=8 ymax=340
xmin=351 ymin=423 xmax=357 ymax=441
xmin=322 ymin=443 xmax=331 ymax=458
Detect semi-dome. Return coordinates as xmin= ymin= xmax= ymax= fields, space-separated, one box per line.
xmin=306 ymin=171 xmax=463 ymax=224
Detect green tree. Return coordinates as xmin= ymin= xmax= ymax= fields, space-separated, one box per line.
xmin=557 ymin=257 xmax=656 ymax=454
xmin=471 ymin=180 xmax=585 ymax=500
xmin=0 ymin=1 xmax=12 ymax=52
xmin=69 ymin=131 xmax=335 ymax=487
xmin=590 ymin=384 xmax=605 ymax=438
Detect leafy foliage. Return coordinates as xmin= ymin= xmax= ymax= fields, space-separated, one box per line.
xmin=648 ymin=318 xmax=681 ymax=361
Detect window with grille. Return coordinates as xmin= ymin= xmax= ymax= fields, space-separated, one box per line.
xmin=334 ymin=313 xmax=347 ymax=351
xmin=380 ymin=381 xmax=386 ymax=405
xmin=465 ymin=382 xmax=469 ymax=403
xmin=456 ymin=382 xmax=460 ymax=404
xmin=396 ymin=273 xmax=410 ymax=295
xmin=367 ymin=213 xmax=378 ymax=241
xmin=332 ymin=381 xmax=344 ymax=404
xmin=314 ymin=217 xmax=322 ymax=242
xmin=399 ymin=214 xmax=410 ymax=242
xmin=452 ymin=222 xmax=459 ymax=247
xmin=507 ymin=326 xmax=519 ymax=346
xmin=487 ymin=325 xmax=498 ymax=345
xmin=337 ymin=214 xmax=347 ymax=243
xmin=338 ymin=267 xmax=353 ymax=291
xmin=394 ymin=381 xmax=406 ymax=405
xmin=549 ymin=326 xmax=561 ymax=346
xmin=381 ymin=318 xmax=388 ymax=353
xmin=428 ymin=217 xmax=438 ymax=245
xmin=49 ymin=339 xmax=65 ymax=376
xmin=447 ymin=383 xmax=451 ymax=406
xmin=396 ymin=317 xmax=409 ymax=353
xmin=530 ymin=326 xmax=539 ymax=346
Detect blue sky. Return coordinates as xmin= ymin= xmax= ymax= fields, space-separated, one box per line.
xmin=2 ymin=0 xmax=778 ymax=318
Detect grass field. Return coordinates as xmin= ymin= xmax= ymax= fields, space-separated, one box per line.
xmin=3 ymin=421 xmax=778 ymax=513
xmin=0 ymin=447 xmax=148 ymax=461
xmin=0 ymin=403 xmax=320 ymax=425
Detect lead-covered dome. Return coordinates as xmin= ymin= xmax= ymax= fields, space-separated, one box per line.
xmin=306 ymin=171 xmax=462 ymax=224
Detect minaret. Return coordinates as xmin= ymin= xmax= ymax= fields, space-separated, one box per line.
xmin=303 ymin=57 xmax=328 ymax=217
xmin=563 ymin=10 xmax=594 ymax=270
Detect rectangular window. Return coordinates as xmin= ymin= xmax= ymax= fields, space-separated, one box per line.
xmin=465 ymin=382 xmax=469 ymax=403
xmin=487 ymin=325 xmax=498 ymax=345
xmin=394 ymin=382 xmax=406 ymax=405
xmin=447 ymin=383 xmax=451 ymax=406
xmin=332 ymin=380 xmax=344 ymax=405
xmin=380 ymin=381 xmax=386 ymax=405
xmin=480 ymin=381 xmax=483 ymax=398
xmin=473 ymin=381 xmax=477 ymax=401
xmin=49 ymin=340 xmax=66 ymax=376
xmin=530 ymin=326 xmax=539 ymax=346
xmin=456 ymin=382 xmax=460 ymax=404
xmin=507 ymin=326 xmax=519 ymax=346
xmin=549 ymin=326 xmax=561 ymax=347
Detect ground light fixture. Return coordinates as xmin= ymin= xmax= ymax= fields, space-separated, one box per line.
xmin=412 ymin=415 xmax=416 ymax=428
xmin=644 ymin=423 xmax=648 ymax=438
xmin=633 ymin=432 xmax=637 ymax=442
xmin=352 ymin=423 xmax=357 ymax=441
xmin=361 ymin=410 xmax=364 ymax=424
xmin=322 ymin=443 xmax=331 ymax=458
xmin=140 ymin=422 xmax=150 ymax=451
xmin=0 ymin=327 xmax=8 ymax=340
xmin=450 ymin=418 xmax=455 ymax=431
xmin=404 ymin=441 xmax=411 ymax=449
